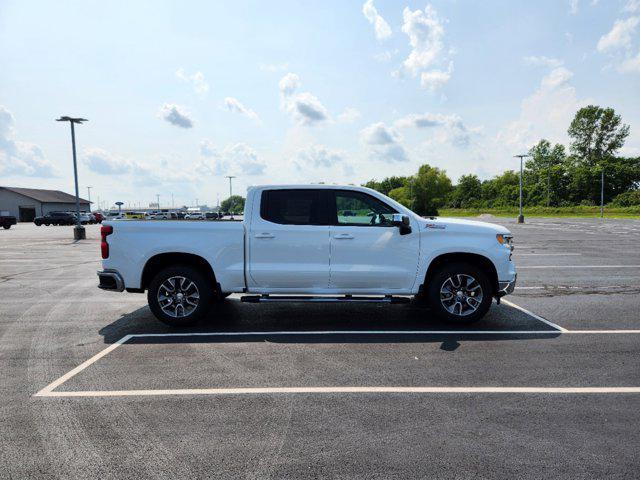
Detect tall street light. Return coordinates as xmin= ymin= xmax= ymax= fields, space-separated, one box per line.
xmin=600 ymin=166 xmax=605 ymax=219
xmin=87 ymin=186 xmax=92 ymax=211
xmin=156 ymin=194 xmax=160 ymax=209
xmin=225 ymin=175 xmax=236 ymax=199
xmin=514 ymin=154 xmax=530 ymax=224
xmin=56 ymin=116 xmax=88 ymax=240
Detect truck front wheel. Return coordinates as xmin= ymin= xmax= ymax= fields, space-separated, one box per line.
xmin=148 ymin=265 xmax=213 ymax=327
xmin=426 ymin=262 xmax=492 ymax=324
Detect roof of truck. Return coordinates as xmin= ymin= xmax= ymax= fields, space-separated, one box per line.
xmin=250 ymin=184 xmax=373 ymax=191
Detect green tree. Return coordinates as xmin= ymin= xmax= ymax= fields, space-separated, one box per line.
xmin=481 ymin=171 xmax=520 ymax=208
xmin=568 ymin=106 xmax=630 ymax=165
xmin=525 ymin=139 xmax=568 ymax=206
xmin=363 ymin=176 xmax=409 ymax=195
xmin=220 ymin=195 xmax=245 ymax=213
xmin=448 ymin=174 xmax=482 ymax=208
xmin=388 ymin=186 xmax=412 ymax=208
xmin=411 ymin=164 xmax=453 ymax=216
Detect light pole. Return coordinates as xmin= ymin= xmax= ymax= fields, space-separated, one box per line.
xmin=56 ymin=116 xmax=88 ymax=239
xmin=225 ymin=175 xmax=235 ymax=198
xmin=87 ymin=186 xmax=92 ymax=211
xmin=514 ymin=154 xmax=530 ymax=224
xmin=156 ymin=194 xmax=160 ymax=209
xmin=600 ymin=167 xmax=605 ymax=219
xmin=225 ymin=175 xmax=236 ymax=214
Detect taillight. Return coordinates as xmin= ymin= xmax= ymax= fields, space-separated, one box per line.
xmin=101 ymin=225 xmax=113 ymax=259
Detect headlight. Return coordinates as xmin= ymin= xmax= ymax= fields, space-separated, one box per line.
xmin=496 ymin=234 xmax=514 ymax=250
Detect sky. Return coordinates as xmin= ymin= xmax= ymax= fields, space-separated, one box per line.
xmin=1 ymin=0 xmax=639 ymax=210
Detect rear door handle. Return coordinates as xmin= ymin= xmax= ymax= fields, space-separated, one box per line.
xmin=333 ymin=233 xmax=354 ymax=239
xmin=254 ymin=233 xmax=275 ymax=239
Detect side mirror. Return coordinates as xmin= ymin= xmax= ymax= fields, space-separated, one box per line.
xmin=392 ymin=214 xmax=412 ymax=235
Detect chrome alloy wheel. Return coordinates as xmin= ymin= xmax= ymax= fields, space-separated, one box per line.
xmin=439 ymin=274 xmax=483 ymax=317
xmin=157 ymin=276 xmax=200 ymax=318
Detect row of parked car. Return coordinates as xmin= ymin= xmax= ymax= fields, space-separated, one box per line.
xmin=106 ymin=210 xmax=240 ymax=220
xmin=31 ymin=209 xmax=242 ymax=226
xmin=33 ymin=211 xmax=104 ymax=226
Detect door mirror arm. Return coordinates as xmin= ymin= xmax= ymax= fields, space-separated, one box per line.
xmin=391 ymin=214 xmax=412 ymax=235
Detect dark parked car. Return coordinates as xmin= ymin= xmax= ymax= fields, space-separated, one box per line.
xmin=93 ymin=212 xmax=104 ymax=223
xmin=205 ymin=212 xmax=219 ymax=220
xmin=0 ymin=214 xmax=17 ymax=229
xmin=34 ymin=211 xmax=75 ymax=226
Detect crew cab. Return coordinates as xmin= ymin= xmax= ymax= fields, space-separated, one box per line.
xmin=98 ymin=185 xmax=516 ymax=326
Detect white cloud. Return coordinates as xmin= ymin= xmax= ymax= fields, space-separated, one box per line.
xmin=360 ymin=122 xmax=408 ymax=162
xmin=618 ymin=51 xmax=640 ymax=72
xmin=176 ymin=68 xmax=209 ymax=94
xmin=82 ymin=147 xmax=132 ymax=174
xmin=292 ymin=145 xmax=345 ymax=168
xmin=569 ymin=0 xmax=579 ymax=14
xmin=597 ymin=16 xmax=639 ymax=52
xmin=498 ymin=66 xmax=586 ymax=151
xmin=362 ymin=0 xmax=392 ymax=41
xmin=279 ymin=73 xmax=301 ymax=96
xmin=196 ymin=141 xmax=266 ymax=176
xmin=397 ymin=4 xmax=452 ymax=90
xmin=157 ymin=103 xmax=194 ymax=128
xmin=279 ymin=73 xmax=329 ymax=126
xmin=523 ymin=55 xmax=565 ymax=68
xmin=361 ymin=122 xmax=401 ymax=145
xmin=199 ymin=139 xmax=218 ymax=158
xmin=0 ymin=105 xmax=55 ymax=177
xmin=420 ymin=63 xmax=453 ymax=91
xmin=395 ymin=112 xmax=477 ymax=148
xmin=337 ymin=107 xmax=361 ymax=123
xmin=624 ymin=0 xmax=640 ymax=13
xmin=540 ymin=66 xmax=574 ymax=88
xmin=224 ymin=97 xmax=260 ymax=122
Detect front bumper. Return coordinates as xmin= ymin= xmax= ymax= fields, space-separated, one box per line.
xmin=97 ymin=270 xmax=125 ymax=292
xmin=496 ymin=273 xmax=517 ymax=297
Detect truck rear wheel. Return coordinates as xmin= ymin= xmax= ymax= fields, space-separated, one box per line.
xmin=426 ymin=262 xmax=492 ymax=324
xmin=148 ymin=265 xmax=213 ymax=327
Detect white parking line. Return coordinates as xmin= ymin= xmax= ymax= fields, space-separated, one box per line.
xmin=37 ymin=386 xmax=640 ymax=397
xmin=515 ymin=253 xmax=582 ymax=256
xmin=500 ymin=299 xmax=568 ymax=332
xmin=519 ymin=265 xmax=640 ymax=269
xmin=33 ymin=300 xmax=640 ymax=399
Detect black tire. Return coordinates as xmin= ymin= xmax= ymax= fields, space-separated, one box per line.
xmin=2 ymin=225 xmax=10 ymax=229
xmin=426 ymin=262 xmax=493 ymax=324
xmin=148 ymin=265 xmax=213 ymax=327
xmin=34 ymin=220 xmax=41 ymax=226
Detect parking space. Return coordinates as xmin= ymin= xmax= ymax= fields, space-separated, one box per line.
xmin=2 ymin=220 xmax=640 ymax=478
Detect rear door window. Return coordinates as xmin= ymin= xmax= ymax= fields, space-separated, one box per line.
xmin=260 ymin=189 xmax=328 ymax=225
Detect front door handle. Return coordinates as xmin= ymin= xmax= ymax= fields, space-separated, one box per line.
xmin=254 ymin=233 xmax=275 ymax=239
xmin=333 ymin=233 xmax=354 ymax=239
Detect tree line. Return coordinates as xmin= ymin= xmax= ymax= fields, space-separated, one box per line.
xmin=364 ymin=106 xmax=640 ymax=216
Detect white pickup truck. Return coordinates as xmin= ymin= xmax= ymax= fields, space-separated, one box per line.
xmin=98 ymin=185 xmax=516 ymax=326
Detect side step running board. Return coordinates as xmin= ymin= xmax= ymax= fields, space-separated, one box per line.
xmin=240 ymin=295 xmax=411 ymax=304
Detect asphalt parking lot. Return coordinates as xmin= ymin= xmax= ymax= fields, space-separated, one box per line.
xmin=2 ymin=219 xmax=640 ymax=479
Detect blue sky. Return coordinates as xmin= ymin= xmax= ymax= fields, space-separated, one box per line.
xmin=1 ymin=0 xmax=639 ymax=209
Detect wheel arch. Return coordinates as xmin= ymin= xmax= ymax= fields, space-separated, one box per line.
xmin=140 ymin=252 xmax=218 ymax=292
xmin=424 ymin=252 xmax=498 ymax=295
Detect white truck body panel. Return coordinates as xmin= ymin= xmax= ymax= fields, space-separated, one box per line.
xmin=101 ymin=185 xmax=516 ymax=295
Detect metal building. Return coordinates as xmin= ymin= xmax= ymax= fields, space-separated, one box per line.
xmin=0 ymin=186 xmax=91 ymax=222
